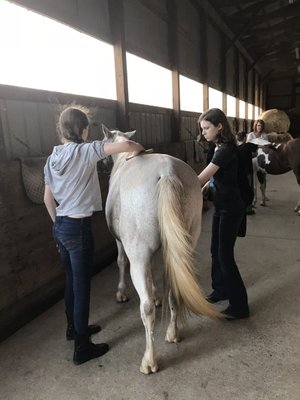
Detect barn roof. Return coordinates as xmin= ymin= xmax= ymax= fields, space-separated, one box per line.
xmin=208 ymin=0 xmax=300 ymax=80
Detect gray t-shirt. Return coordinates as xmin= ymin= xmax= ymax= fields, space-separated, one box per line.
xmin=44 ymin=141 xmax=106 ymax=216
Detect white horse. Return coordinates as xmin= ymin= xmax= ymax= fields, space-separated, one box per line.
xmin=102 ymin=125 xmax=220 ymax=374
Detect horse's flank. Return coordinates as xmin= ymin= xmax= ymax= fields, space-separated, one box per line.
xmin=254 ymin=138 xmax=300 ymax=214
xmin=257 ymin=138 xmax=300 ymax=175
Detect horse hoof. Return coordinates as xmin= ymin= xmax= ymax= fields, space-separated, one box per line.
xmin=165 ymin=333 xmax=181 ymax=343
xmin=260 ymin=202 xmax=266 ymax=206
xmin=154 ymin=298 xmax=162 ymax=307
xmin=116 ymin=293 xmax=129 ymax=303
xmin=140 ymin=361 xmax=159 ymax=374
xmin=165 ymin=336 xmax=181 ymax=343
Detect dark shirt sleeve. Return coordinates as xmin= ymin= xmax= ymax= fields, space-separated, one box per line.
xmin=247 ymin=142 xmax=258 ymax=152
xmin=211 ymin=144 xmax=236 ymax=168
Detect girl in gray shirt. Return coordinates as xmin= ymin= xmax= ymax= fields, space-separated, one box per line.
xmin=44 ymin=106 xmax=144 ymax=365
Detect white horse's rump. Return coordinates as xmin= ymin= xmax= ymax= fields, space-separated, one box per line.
xmin=103 ymin=126 xmax=220 ymax=374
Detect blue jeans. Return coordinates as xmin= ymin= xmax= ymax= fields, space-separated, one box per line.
xmin=210 ymin=205 xmax=249 ymax=314
xmin=53 ymin=216 xmax=94 ymax=336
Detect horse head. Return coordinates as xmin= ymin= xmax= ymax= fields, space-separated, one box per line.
xmin=101 ymin=125 xmax=138 ymax=176
xmin=101 ymin=124 xmax=136 ymax=143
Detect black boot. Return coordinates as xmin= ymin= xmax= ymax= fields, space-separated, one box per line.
xmin=66 ymin=324 xmax=101 ymax=341
xmin=73 ymin=333 xmax=109 ymax=365
xmin=65 ymin=312 xmax=101 ymax=341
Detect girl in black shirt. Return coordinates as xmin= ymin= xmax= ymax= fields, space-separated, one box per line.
xmin=198 ymin=108 xmax=249 ymax=319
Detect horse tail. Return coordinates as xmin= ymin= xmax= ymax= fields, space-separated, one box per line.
xmin=157 ymin=175 xmax=221 ymax=321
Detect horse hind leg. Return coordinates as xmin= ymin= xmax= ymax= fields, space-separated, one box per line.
xmin=116 ymin=240 xmax=129 ymax=303
xmin=129 ymin=257 xmax=158 ymax=374
xmin=257 ymin=171 xmax=268 ymax=206
xmin=294 ymin=200 xmax=300 ymax=215
xmin=152 ymin=281 xmax=162 ymax=307
xmin=260 ymin=182 xmax=267 ymax=206
xmin=252 ymin=159 xmax=258 ymax=207
xmin=165 ymin=290 xmax=180 ymax=343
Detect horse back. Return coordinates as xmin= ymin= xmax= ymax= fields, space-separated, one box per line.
xmin=107 ymin=153 xmax=202 ymax=244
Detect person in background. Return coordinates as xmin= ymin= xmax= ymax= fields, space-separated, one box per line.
xmin=44 ymin=106 xmax=145 ymax=365
xmin=247 ymin=119 xmax=268 ymax=142
xmin=197 ymin=108 xmax=249 ymax=320
xmin=236 ymin=131 xmax=258 ymax=215
xmin=247 ymin=119 xmax=269 ymax=206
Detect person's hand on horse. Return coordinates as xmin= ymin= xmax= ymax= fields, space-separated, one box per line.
xmin=201 ymin=181 xmax=210 ymax=198
xmin=126 ymin=148 xmax=153 ymax=161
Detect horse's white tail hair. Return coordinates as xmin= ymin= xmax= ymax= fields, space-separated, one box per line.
xmin=157 ymin=175 xmax=221 ymax=321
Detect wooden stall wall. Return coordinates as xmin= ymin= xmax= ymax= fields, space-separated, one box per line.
xmin=0 ymin=86 xmax=119 ymax=341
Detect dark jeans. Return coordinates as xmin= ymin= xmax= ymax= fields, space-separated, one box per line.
xmin=53 ymin=216 xmax=94 ymax=336
xmin=210 ymin=205 xmax=249 ymax=314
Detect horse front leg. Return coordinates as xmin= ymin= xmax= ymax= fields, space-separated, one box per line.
xmin=130 ymin=261 xmax=158 ymax=374
xmin=252 ymin=158 xmax=258 ymax=207
xmin=165 ymin=290 xmax=180 ymax=343
xmin=258 ymin=171 xmax=269 ymax=206
xmin=116 ymin=240 xmax=129 ymax=302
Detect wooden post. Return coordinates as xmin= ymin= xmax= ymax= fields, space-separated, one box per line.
xmin=108 ymin=0 xmax=129 ymax=131
xmin=244 ymin=63 xmax=249 ymax=120
xmin=203 ymin=84 xmax=209 ymax=111
xmin=220 ymin=34 xmax=227 ymax=114
xmin=167 ymin=0 xmax=180 ymax=142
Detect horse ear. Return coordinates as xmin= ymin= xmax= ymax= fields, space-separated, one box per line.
xmin=102 ymin=124 xmax=112 ymax=139
xmin=127 ymin=130 xmax=136 ymax=139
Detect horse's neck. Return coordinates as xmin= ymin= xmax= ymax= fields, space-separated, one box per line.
xmin=111 ymin=152 xmax=128 ymax=178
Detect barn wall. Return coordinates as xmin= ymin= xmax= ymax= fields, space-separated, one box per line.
xmin=226 ymin=47 xmax=235 ymax=97
xmin=207 ymin=22 xmax=222 ymax=91
xmin=239 ymin=56 xmax=246 ymax=101
xmin=12 ymin=0 xmax=112 ymax=43
xmin=0 ymin=158 xmax=117 ymax=341
xmin=124 ymin=0 xmax=169 ymax=68
xmin=0 ymin=86 xmax=120 ymax=340
xmin=177 ymin=0 xmax=201 ymax=82
xmin=267 ymin=78 xmax=294 ymax=110
xmin=266 ymin=78 xmax=300 ymax=137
